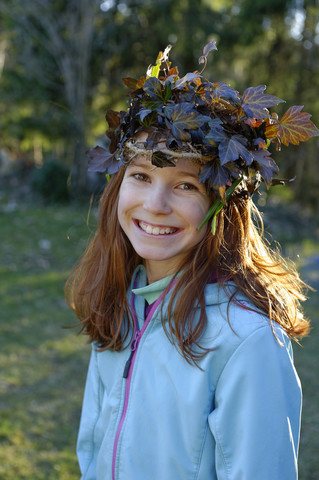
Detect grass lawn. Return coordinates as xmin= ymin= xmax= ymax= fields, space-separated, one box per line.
xmin=0 ymin=202 xmax=96 ymax=479
xmin=0 ymin=197 xmax=318 ymax=479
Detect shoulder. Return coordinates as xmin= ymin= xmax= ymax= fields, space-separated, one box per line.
xmin=202 ymin=282 xmax=294 ymax=375
xmin=204 ymin=281 xmax=270 ymax=337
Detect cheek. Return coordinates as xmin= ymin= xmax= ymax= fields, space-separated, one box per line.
xmin=117 ymin=186 xmax=129 ymax=227
xmin=192 ymin=222 xmax=207 ymax=246
xmin=117 ymin=183 xmax=141 ymax=234
xmin=186 ymin=201 xmax=210 ymax=229
xmin=185 ymin=200 xmax=210 ymax=243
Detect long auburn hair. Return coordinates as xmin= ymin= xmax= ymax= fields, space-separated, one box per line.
xmin=65 ymin=165 xmax=310 ymax=364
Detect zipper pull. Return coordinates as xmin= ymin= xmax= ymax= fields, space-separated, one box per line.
xmin=123 ymin=331 xmax=141 ymax=379
xmin=123 ymin=351 xmax=134 ymax=379
xmin=130 ymin=330 xmax=141 ymax=351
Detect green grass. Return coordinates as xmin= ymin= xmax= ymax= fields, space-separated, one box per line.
xmin=0 ymin=200 xmax=318 ymax=479
xmin=0 ymin=204 xmax=96 ymax=479
xmin=294 ymin=288 xmax=319 ymax=479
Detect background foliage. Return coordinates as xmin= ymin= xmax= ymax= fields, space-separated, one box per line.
xmin=0 ymin=0 xmax=318 ymax=205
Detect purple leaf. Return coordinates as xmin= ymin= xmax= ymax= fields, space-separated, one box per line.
xmin=212 ymin=82 xmax=240 ymax=102
xmin=241 ymin=85 xmax=285 ymax=118
xmin=174 ymin=72 xmax=201 ymax=89
xmin=164 ymin=74 xmax=179 ymax=86
xmin=139 ymin=108 xmax=153 ymax=122
xmin=166 ymin=103 xmax=204 ymax=141
xmin=143 ymin=77 xmax=164 ymax=99
xmin=218 ymin=135 xmax=253 ymax=166
xmin=252 ymin=150 xmax=279 ymax=187
xmin=87 ymin=146 xmax=120 ymax=174
xmin=199 ymin=160 xmax=230 ymax=200
xmin=198 ymin=40 xmax=218 ymax=64
xmin=205 ymin=119 xmax=226 ymax=144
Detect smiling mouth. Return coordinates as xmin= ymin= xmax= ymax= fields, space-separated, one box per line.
xmin=137 ymin=220 xmax=178 ymax=235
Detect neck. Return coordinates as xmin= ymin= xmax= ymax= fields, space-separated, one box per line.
xmin=145 ymin=260 xmax=180 ymax=284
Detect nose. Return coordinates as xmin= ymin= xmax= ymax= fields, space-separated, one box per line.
xmin=143 ymin=184 xmax=172 ymax=215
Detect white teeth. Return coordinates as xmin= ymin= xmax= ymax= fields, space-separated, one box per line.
xmin=139 ymin=221 xmax=176 ymax=235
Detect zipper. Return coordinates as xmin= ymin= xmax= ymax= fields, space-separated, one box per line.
xmin=111 ymin=300 xmax=146 ymax=480
xmin=123 ymin=330 xmax=141 ymax=379
xmin=111 ymin=279 xmax=177 ymax=480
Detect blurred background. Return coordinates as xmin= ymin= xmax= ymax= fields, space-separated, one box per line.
xmin=0 ymin=0 xmax=318 ymax=478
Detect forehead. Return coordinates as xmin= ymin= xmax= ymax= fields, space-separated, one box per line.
xmin=128 ymin=155 xmax=201 ymax=176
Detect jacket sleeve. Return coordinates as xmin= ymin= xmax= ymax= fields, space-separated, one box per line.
xmin=208 ymin=326 xmax=302 ymax=480
xmin=77 ymin=345 xmax=104 ymax=480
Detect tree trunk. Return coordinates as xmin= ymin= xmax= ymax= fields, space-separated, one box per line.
xmin=6 ymin=0 xmax=101 ymax=196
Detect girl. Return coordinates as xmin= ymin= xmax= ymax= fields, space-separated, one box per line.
xmin=66 ymin=43 xmax=318 ymax=480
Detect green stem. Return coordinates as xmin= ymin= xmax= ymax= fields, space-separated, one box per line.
xmin=198 ymin=177 xmax=243 ymax=234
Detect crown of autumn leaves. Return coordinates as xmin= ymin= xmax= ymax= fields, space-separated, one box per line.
xmin=88 ymin=41 xmax=319 ymax=233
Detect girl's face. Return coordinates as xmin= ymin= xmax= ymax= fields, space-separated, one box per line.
xmin=117 ymin=155 xmax=210 ymax=283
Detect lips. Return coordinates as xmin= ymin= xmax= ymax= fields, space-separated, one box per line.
xmin=137 ymin=220 xmax=178 ymax=235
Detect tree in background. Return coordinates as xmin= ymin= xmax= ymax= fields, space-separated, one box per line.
xmin=1 ymin=0 xmax=101 ymax=196
xmin=0 ymin=0 xmax=318 ymax=205
xmin=215 ymin=0 xmax=319 ymax=208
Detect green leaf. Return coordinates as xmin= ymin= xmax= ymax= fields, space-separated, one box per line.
xmin=211 ymin=203 xmax=224 ymax=234
xmin=198 ymin=178 xmax=243 ymax=233
xmin=147 ymin=46 xmax=172 ymax=78
xmin=163 ymin=81 xmax=172 ymax=102
xmin=141 ymin=98 xmax=163 ymax=110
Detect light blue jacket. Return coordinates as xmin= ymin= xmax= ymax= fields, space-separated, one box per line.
xmin=77 ymin=265 xmax=302 ymax=479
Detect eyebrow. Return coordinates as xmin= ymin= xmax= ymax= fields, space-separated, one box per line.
xmin=176 ymin=171 xmax=199 ymax=180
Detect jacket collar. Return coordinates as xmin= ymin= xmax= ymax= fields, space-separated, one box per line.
xmin=130 ymin=264 xmax=240 ymax=311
